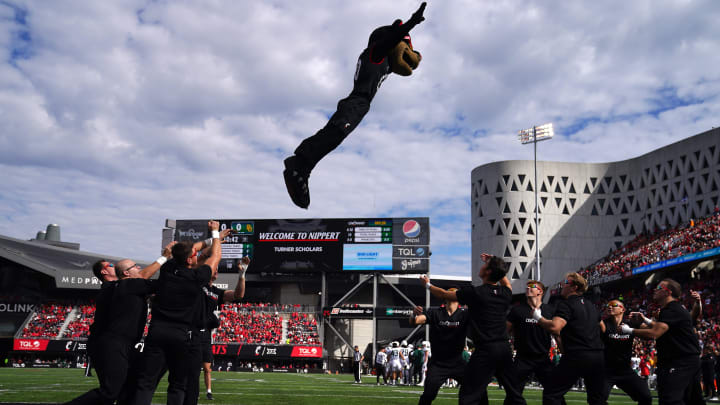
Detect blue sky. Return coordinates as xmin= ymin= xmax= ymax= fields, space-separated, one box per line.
xmin=0 ymin=0 xmax=718 ymax=277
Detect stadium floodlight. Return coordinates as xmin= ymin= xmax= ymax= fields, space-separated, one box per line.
xmin=517 ymin=123 xmax=554 ymax=282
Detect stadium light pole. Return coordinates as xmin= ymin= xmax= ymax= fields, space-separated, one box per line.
xmin=518 ymin=123 xmax=554 ymax=282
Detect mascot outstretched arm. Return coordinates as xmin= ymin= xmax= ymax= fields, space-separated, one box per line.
xmin=283 ymin=2 xmax=427 ymax=208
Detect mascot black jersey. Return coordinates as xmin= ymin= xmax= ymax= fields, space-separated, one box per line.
xmin=351 ymin=48 xmax=391 ymax=101
xmin=283 ymin=2 xmax=426 ymax=209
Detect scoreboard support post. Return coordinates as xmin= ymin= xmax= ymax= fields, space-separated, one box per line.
xmin=372 ymin=275 xmax=378 ymax=362
xmin=320 ymin=272 xmax=327 ymax=348
xmin=325 ymin=320 xmax=354 ymax=354
xmin=331 ymin=276 xmax=372 ymax=307
xmin=378 ymin=274 xmax=416 ymax=306
xmin=426 ymin=272 xmax=430 ymax=342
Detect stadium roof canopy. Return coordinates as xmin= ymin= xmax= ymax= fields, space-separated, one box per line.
xmin=0 ymin=233 xmax=149 ymax=289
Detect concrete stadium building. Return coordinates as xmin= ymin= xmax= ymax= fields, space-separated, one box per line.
xmin=471 ymin=128 xmax=720 ymax=289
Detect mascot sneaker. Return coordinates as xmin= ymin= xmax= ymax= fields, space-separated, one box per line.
xmin=283 ymin=156 xmax=311 ymax=209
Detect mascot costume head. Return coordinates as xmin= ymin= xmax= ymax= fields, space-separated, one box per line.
xmin=369 ymin=19 xmax=422 ymax=76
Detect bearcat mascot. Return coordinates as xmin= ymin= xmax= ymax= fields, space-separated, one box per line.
xmin=283 ymin=2 xmax=427 ymax=208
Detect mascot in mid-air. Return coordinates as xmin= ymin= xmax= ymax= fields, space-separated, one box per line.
xmin=284 ymin=2 xmax=427 ymax=208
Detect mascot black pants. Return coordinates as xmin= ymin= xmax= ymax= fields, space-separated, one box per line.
xmin=294 ymin=94 xmax=371 ymax=171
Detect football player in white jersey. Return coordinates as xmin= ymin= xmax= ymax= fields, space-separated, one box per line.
xmin=419 ymin=341 xmax=431 ymax=386
xmin=400 ymin=340 xmax=412 ymax=385
xmin=389 ymin=341 xmax=403 ymax=385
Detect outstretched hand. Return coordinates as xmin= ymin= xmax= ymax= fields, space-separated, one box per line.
xmin=691 ymin=290 xmax=702 ymax=303
xmin=409 ymin=2 xmax=427 ymax=25
xmin=238 ymin=256 xmax=250 ymax=278
xmin=219 ymin=228 xmax=233 ymax=240
xmin=162 ymin=241 xmax=177 ymax=258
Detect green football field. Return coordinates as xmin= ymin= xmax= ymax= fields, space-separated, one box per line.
xmin=0 ymin=368 xmax=646 ymax=404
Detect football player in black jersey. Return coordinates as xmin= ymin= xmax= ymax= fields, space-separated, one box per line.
xmin=599 ymin=299 xmax=652 ymax=405
xmin=410 ymin=287 xmax=470 ymax=405
xmin=533 ymin=272 xmax=606 ymax=405
xmin=505 ymin=280 xmax=566 ymax=405
xmin=283 ymin=2 xmax=426 ymax=208
xmin=623 ymin=279 xmax=704 ymax=405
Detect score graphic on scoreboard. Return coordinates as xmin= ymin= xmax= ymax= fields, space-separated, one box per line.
xmin=171 ymin=218 xmax=429 ymax=274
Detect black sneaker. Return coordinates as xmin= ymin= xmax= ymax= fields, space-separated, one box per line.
xmin=283 ymin=156 xmax=311 ymax=209
xmin=206 ymin=392 xmax=213 ymax=400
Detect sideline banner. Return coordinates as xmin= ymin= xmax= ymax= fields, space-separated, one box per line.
xmin=13 ymin=339 xmax=87 ymax=352
xmin=632 ymin=246 xmax=720 ymax=275
xmin=13 ymin=339 xmax=49 ymax=351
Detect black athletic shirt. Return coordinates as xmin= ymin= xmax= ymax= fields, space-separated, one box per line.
xmin=553 ymin=294 xmax=604 ymax=354
xmin=350 ymin=48 xmax=391 ymax=101
xmin=601 ymin=317 xmax=634 ymax=371
xmin=202 ymin=284 xmax=226 ymax=330
xmin=107 ymin=279 xmax=156 ymax=342
xmin=150 ymin=259 xmax=212 ymax=329
xmin=508 ymin=302 xmax=555 ymax=358
xmin=456 ymin=284 xmax=512 ymax=344
xmin=656 ymin=300 xmax=701 ymax=367
xmin=425 ymin=306 xmax=470 ymax=365
xmin=88 ymin=281 xmax=117 ymax=342
xmin=350 ymin=21 xmax=419 ymax=101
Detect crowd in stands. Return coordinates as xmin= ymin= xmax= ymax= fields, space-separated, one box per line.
xmin=64 ymin=304 xmax=95 ymax=339
xmin=286 ymin=312 xmax=320 ymax=345
xmin=584 ymin=267 xmax=720 ymax=384
xmin=20 ymin=303 xmax=72 ymax=338
xmin=17 ymin=300 xmax=318 ymax=345
xmin=224 ymin=302 xmax=315 ymax=313
xmin=535 ymin=210 xmax=720 ymax=390
xmin=213 ymin=303 xmax=283 ymax=344
xmin=578 ymin=211 xmax=720 ymax=286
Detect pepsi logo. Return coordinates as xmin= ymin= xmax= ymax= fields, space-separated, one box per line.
xmin=403 ymin=220 xmax=421 ymax=238
xmin=33 ymin=341 xmax=40 ymax=348
xmin=415 ymin=247 xmax=425 ymax=256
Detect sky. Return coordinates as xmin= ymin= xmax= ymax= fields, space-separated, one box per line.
xmin=0 ymin=0 xmax=719 ymax=277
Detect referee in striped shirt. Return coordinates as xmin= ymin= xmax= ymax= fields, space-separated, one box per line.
xmin=353 ymin=345 xmax=365 ymax=383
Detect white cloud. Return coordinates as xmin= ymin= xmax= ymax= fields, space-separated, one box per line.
xmin=1 ymin=0 xmax=719 ymax=279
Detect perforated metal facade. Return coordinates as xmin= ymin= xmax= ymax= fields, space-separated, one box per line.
xmin=471 ymin=128 xmax=720 ymax=289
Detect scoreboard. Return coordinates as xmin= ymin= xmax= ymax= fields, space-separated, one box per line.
xmin=170 ymin=217 xmax=429 ymax=274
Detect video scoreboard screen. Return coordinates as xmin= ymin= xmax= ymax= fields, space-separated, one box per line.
xmin=171 ymin=217 xmax=429 ymax=274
